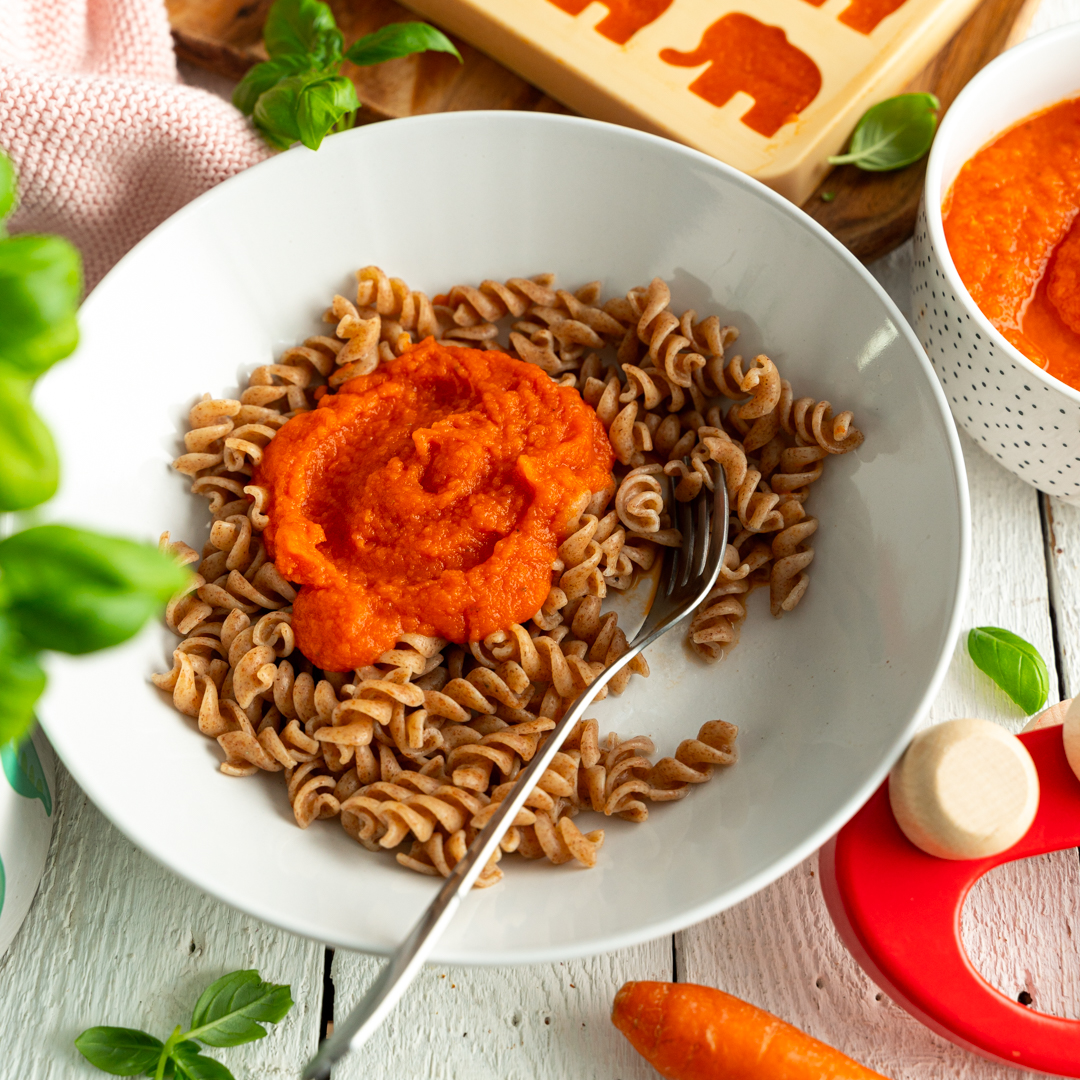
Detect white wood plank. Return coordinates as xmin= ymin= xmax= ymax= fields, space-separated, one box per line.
xmin=678 ymin=845 xmax=1080 ymax=1078
xmin=1045 ymin=495 xmax=1080 ymax=701
xmin=676 ymin=419 xmax=1072 ymax=1078
xmin=0 ymin=761 xmax=325 ymax=1078
xmin=329 ymin=939 xmax=671 ymax=1080
xmin=962 ymin=852 xmax=1080 ymax=1022
xmin=927 ymin=436 xmax=1058 ymax=735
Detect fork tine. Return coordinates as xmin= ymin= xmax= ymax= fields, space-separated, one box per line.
xmin=708 ymin=462 xmax=728 ymax=572
xmin=675 ymin=486 xmax=696 ymax=589
xmin=306 ymin=460 xmax=729 ymax=1080
xmin=693 ymin=480 xmax=710 ymax=581
xmin=664 ymin=534 xmax=680 ymax=598
xmin=658 ymin=470 xmax=675 ymax=598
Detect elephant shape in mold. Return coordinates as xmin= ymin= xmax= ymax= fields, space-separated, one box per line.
xmin=660 ymin=14 xmax=822 ymax=137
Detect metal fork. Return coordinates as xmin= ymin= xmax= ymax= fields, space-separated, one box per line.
xmin=302 ymin=460 xmax=728 ymax=1080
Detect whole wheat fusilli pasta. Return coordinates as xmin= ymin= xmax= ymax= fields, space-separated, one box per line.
xmin=157 ymin=269 xmax=863 ymax=883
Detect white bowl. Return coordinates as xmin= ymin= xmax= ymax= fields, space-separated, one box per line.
xmin=0 ymin=728 xmax=55 ymax=961
xmin=36 ymin=112 xmax=968 ymax=962
xmin=913 ymin=24 xmax=1080 ymax=499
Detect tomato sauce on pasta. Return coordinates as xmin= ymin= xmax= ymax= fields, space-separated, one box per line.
xmin=256 ymin=337 xmax=615 ymax=671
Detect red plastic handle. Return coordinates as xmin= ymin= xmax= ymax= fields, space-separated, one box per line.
xmin=821 ymin=726 xmax=1080 ymax=1075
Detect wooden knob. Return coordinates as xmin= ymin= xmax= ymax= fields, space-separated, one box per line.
xmin=1063 ymin=698 xmax=1080 ymax=783
xmin=1022 ymin=698 xmax=1072 ymax=732
xmin=889 ymin=718 xmax=1039 ymax=860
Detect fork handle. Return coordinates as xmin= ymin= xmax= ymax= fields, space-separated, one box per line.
xmin=303 ymin=468 xmax=727 ymax=1080
xmin=304 ymin=471 xmax=729 ymax=1079
xmin=301 ymin=645 xmax=640 ymax=1080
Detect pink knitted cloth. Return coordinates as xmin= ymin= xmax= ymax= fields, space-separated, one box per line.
xmin=0 ymin=0 xmax=271 ymax=291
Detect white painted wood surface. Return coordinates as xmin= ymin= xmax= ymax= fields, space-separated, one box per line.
xmin=330 ymin=942 xmax=672 ymax=1080
xmin=0 ymin=768 xmax=324 ymax=1078
xmin=5 ymin=7 xmax=1080 ymax=1075
xmin=678 ymin=424 xmax=1080 ymax=1078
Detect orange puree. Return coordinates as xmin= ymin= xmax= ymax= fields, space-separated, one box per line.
xmin=255 ymin=338 xmax=615 ymax=672
xmin=1048 ymin=216 xmax=1080 ymax=336
xmin=943 ymin=96 xmax=1080 ymax=385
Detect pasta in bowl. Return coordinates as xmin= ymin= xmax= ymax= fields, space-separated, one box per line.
xmin=153 ymin=267 xmax=862 ymax=888
xmin=34 ymin=112 xmax=967 ymax=962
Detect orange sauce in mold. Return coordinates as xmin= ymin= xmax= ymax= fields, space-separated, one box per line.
xmin=943 ymin=96 xmax=1080 ymax=387
xmin=659 ymin=13 xmax=822 ymax=138
xmin=546 ymin=0 xmax=672 ymax=45
xmin=255 ymin=338 xmax=615 ymax=672
xmin=801 ymin=0 xmax=911 ymax=32
xmin=837 ymin=0 xmax=911 ymax=35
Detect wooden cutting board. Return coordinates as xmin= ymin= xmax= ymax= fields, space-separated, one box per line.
xmin=167 ymin=0 xmax=1039 ymax=262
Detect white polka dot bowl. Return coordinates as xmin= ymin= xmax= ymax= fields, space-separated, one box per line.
xmin=913 ymin=23 xmax=1080 ymax=500
xmin=0 ymin=728 xmax=55 ymax=962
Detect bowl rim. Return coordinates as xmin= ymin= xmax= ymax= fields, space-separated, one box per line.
xmin=922 ymin=22 xmax=1080 ymax=405
xmin=55 ymin=109 xmax=972 ymax=962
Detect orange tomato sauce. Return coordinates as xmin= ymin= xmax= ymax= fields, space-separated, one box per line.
xmin=255 ymin=338 xmax=615 ymax=672
xmin=943 ymin=96 xmax=1080 ymax=385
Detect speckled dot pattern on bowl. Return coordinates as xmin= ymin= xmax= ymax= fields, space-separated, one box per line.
xmin=913 ymin=202 xmax=1080 ymax=502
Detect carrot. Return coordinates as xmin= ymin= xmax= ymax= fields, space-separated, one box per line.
xmin=611 ymin=981 xmax=890 ymax=1080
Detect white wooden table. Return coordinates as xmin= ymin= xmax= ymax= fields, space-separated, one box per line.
xmin=5 ymin=5 xmax=1080 ymax=1072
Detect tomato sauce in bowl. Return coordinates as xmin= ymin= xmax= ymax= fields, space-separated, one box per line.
xmin=942 ymin=95 xmax=1080 ymax=386
xmin=256 ymin=338 xmax=615 ymax=672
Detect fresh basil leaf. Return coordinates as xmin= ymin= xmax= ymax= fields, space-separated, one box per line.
xmin=0 ymin=615 xmax=46 ymax=747
xmin=828 ymin=93 xmax=939 ymax=172
xmin=144 ymin=1034 xmax=200 ymax=1079
xmin=967 ymin=626 xmax=1049 ymax=715
xmin=264 ymin=0 xmax=342 ymax=67
xmin=149 ymin=1058 xmax=176 ymax=1080
xmin=345 ymin=21 xmax=461 ymax=67
xmin=170 ymin=1044 xmax=235 ymax=1080
xmin=251 ymin=73 xmax=310 ymax=150
xmin=0 ymin=525 xmax=190 ymax=655
xmin=74 ymin=1027 xmax=164 ymax=1076
xmin=296 ymin=75 xmax=359 ymax=150
xmin=0 ymin=233 xmax=82 ymax=378
xmin=232 ymin=54 xmax=314 ymax=116
xmin=0 ymin=372 xmax=59 ymax=512
xmin=0 ymin=151 xmax=16 ymax=227
xmin=188 ymin=970 xmax=294 ymax=1047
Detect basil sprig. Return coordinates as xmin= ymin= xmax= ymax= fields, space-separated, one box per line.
xmin=967 ymin=626 xmax=1049 ymax=716
xmin=828 ymin=93 xmax=940 ymax=172
xmin=234 ymin=0 xmax=461 ymax=152
xmin=0 ymin=160 xmax=74 ymax=515
xmin=0 ymin=526 xmax=188 ymax=656
xmin=0 ymin=615 xmax=47 ymax=744
xmin=0 ymin=150 xmax=190 ymax=746
xmin=75 ymin=969 xmax=294 ymax=1079
xmin=0 ymin=152 xmax=15 ymax=222
xmin=0 ymin=370 xmax=59 ymax=511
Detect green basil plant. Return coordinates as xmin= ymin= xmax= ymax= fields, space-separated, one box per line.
xmin=0 ymin=151 xmax=189 ymax=746
xmin=235 ymin=0 xmax=461 ymax=151
xmin=76 ymin=968 xmax=294 ymax=1080
xmin=967 ymin=626 xmax=1050 ymax=717
xmin=828 ymin=93 xmax=940 ymax=172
